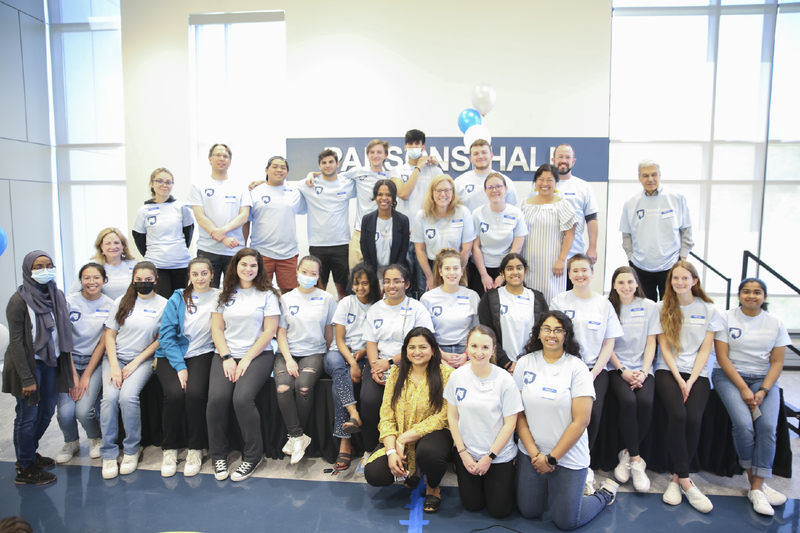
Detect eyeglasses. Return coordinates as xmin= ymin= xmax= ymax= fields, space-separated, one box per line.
xmin=486 ymin=185 xmax=505 ymax=192
xmin=434 ymin=188 xmax=453 ymax=195
xmin=153 ymin=179 xmax=174 ymax=186
xmin=541 ymin=327 xmax=566 ymax=335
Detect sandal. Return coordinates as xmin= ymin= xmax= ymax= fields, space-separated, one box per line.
xmin=342 ymin=418 xmax=362 ymax=435
xmin=333 ymin=452 xmax=352 ymax=473
xmin=404 ymin=474 xmax=420 ymax=490
xmin=423 ymin=494 xmax=441 ymax=513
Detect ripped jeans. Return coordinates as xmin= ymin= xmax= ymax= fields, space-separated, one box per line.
xmin=274 ymin=354 xmax=324 ymax=437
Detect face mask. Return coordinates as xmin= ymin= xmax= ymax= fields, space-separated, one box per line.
xmin=407 ymin=147 xmax=423 ymax=160
xmin=133 ymin=281 xmax=155 ymax=295
xmin=297 ymin=273 xmax=318 ymax=290
xmin=31 ymin=267 xmax=56 ymax=285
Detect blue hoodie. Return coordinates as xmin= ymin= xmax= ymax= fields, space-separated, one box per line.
xmin=154 ymin=289 xmax=189 ymax=372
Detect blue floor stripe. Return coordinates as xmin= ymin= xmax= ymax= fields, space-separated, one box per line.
xmin=399 ymin=478 xmax=429 ymax=532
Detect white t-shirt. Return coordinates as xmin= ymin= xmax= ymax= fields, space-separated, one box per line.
xmin=249 ymin=182 xmax=307 ymax=260
xmin=216 ymin=286 xmax=281 ymax=359
xmin=655 ymin=299 xmax=723 ymax=378
xmin=332 ymin=295 xmax=373 ymax=351
xmin=455 ymin=170 xmax=517 ymax=212
xmin=71 ymin=259 xmax=137 ymax=301
xmin=420 ymin=286 xmax=479 ymax=346
xmin=714 ymin=307 xmax=791 ymax=376
xmin=444 ymin=364 xmax=523 ymax=463
xmin=278 ymin=288 xmax=337 ymax=357
xmin=132 ymin=201 xmax=193 ymax=269
xmin=529 ymin=175 xmax=598 ymax=258
xmin=514 ymin=350 xmax=595 ymax=470
xmin=183 ymin=288 xmax=220 ymax=359
xmin=66 ymin=291 xmax=115 ymax=356
xmin=550 ymin=291 xmax=623 ymax=367
xmin=395 ymin=161 xmax=443 ymax=219
xmin=363 ymin=297 xmax=433 ymax=359
xmin=610 ymin=297 xmax=662 ymax=373
xmin=298 ymin=176 xmax=355 ymax=247
xmin=410 ymin=205 xmax=476 ymax=260
xmin=375 ymin=217 xmax=393 ymax=267
xmin=497 ymin=286 xmax=537 ymax=362
xmin=187 ymin=177 xmax=252 ymax=256
xmin=472 ymin=204 xmax=528 ymax=268
xmin=105 ymin=294 xmax=168 ymax=364
xmin=341 ymin=166 xmax=399 ymax=232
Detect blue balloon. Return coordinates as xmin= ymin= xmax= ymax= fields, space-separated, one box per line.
xmin=0 ymin=226 xmax=6 ymax=257
xmin=457 ymin=108 xmax=482 ymax=134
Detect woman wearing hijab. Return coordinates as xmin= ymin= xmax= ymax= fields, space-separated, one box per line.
xmin=3 ymin=250 xmax=74 ymax=485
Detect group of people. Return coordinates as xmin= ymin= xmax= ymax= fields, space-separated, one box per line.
xmin=1 ymin=138 xmax=790 ymax=526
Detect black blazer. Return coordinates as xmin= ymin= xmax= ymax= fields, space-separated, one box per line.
xmin=360 ymin=210 xmax=410 ymax=271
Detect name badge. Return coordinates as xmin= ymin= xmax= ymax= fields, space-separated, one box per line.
xmin=336 ymin=191 xmax=348 ymax=197
xmin=689 ymin=314 xmax=706 ymax=326
xmin=515 ymin=295 xmax=530 ymax=303
xmin=540 ymin=386 xmax=558 ymax=400
xmin=456 ymin=295 xmax=470 ymax=305
xmin=142 ymin=308 xmax=158 ymax=317
xmin=310 ymin=296 xmax=324 ymax=306
xmin=94 ymin=308 xmax=110 ymax=318
xmin=587 ymin=320 xmax=602 ymax=331
xmin=146 ymin=206 xmax=160 ymax=214
xmin=224 ymin=194 xmax=238 ymax=203
xmin=562 ymin=192 xmax=576 ymax=196
xmin=630 ymin=307 xmax=646 ymax=318
xmin=502 ymin=214 xmax=516 ymax=225
xmin=400 ymin=306 xmax=413 ymax=316
xmin=660 ymin=209 xmax=674 ymax=219
xmin=451 ymin=218 xmax=464 ymax=228
xmin=478 ymin=380 xmax=494 ymax=392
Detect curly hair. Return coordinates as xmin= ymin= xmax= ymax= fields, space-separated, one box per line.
xmin=522 ymin=310 xmax=582 ymax=357
xmin=218 ymin=248 xmax=278 ymax=307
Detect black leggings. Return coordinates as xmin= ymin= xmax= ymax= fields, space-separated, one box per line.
xmin=359 ymin=360 xmax=385 ymax=453
xmin=155 ymin=268 xmax=188 ymax=299
xmin=197 ymin=250 xmax=233 ymax=289
xmin=588 ymin=369 xmax=608 ymax=450
xmin=455 ymin=454 xmax=516 ymax=518
xmin=631 ymin=264 xmax=669 ymax=302
xmin=156 ymin=351 xmax=213 ymax=450
xmin=654 ymin=370 xmax=710 ymax=478
xmin=364 ymin=429 xmax=453 ymax=488
xmin=608 ymin=372 xmax=654 ymax=457
xmin=274 ymin=354 xmax=324 ymax=437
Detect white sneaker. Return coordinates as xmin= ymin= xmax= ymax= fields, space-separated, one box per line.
xmin=613 ymin=449 xmax=631 ymax=484
xmin=119 ymin=452 xmax=140 ymax=475
xmin=748 ymin=489 xmax=774 ymax=516
xmin=184 ymin=449 xmax=203 ymax=477
xmin=583 ymin=468 xmax=596 ymax=496
xmin=290 ymin=434 xmax=312 ymax=465
xmin=598 ymin=478 xmax=620 ymax=506
xmin=663 ymin=480 xmax=681 ymax=506
xmin=89 ymin=438 xmax=102 ymax=459
xmin=762 ymin=483 xmax=787 ymax=506
xmin=630 ymin=458 xmax=651 ymax=492
xmin=102 ymin=459 xmax=118 ymax=479
xmin=56 ymin=441 xmax=80 ymax=464
xmin=682 ymin=482 xmax=713 ymax=513
xmin=161 ymin=449 xmax=177 ymax=477
xmin=282 ymin=436 xmax=294 ymax=456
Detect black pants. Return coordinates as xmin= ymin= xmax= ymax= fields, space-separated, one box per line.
xmin=588 ymin=369 xmax=608 ymax=450
xmin=466 ymin=260 xmax=500 ymax=298
xmin=274 ymin=354 xmax=324 ymax=437
xmin=631 ymin=264 xmax=669 ymax=302
xmin=207 ymin=352 xmax=274 ymax=463
xmin=364 ymin=429 xmax=453 ymax=488
xmin=359 ymin=360 xmax=385 ymax=453
xmin=608 ymin=372 xmax=654 ymax=457
xmin=309 ymin=245 xmax=349 ymax=290
xmin=197 ymin=250 xmax=233 ymax=288
xmin=155 ymin=267 xmax=188 ymax=299
xmin=455 ymin=454 xmax=516 ymax=518
xmin=655 ymin=370 xmax=710 ymax=478
xmin=155 ymin=352 xmax=212 ymax=450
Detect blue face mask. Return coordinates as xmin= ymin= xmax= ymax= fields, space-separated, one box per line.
xmin=297 ymin=273 xmax=318 ymax=290
xmin=407 ymin=147 xmax=423 ymax=160
xmin=31 ymin=267 xmax=57 ymax=285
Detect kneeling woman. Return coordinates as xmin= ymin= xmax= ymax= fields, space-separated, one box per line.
xmin=365 ymin=327 xmax=453 ymax=513
xmin=208 ymin=248 xmax=280 ymax=482
xmin=445 ymin=326 xmax=521 ymax=518
xmin=155 ymin=257 xmax=219 ymax=477
xmin=275 ymin=256 xmax=337 ymax=464
xmin=515 ymin=311 xmax=617 ymax=530
xmin=101 ymin=261 xmax=167 ymax=479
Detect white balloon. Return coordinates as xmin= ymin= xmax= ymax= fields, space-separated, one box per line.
xmin=463 ymin=124 xmax=492 ymax=149
xmin=472 ymin=84 xmax=497 ymax=116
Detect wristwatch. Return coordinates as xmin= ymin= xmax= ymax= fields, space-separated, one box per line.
xmin=618 ymin=366 xmax=627 ymax=374
xmin=546 ymin=454 xmax=558 ymax=466
xmin=221 ymin=353 xmax=233 ymax=361
xmin=758 ymin=386 xmax=769 ymax=394
xmin=488 ymin=451 xmax=497 ymax=460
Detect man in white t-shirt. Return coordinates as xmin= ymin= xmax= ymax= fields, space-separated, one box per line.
xmin=620 ymin=160 xmax=693 ymax=301
xmin=455 ymin=139 xmax=517 ymax=212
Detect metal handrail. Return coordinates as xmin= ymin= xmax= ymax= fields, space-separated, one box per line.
xmin=689 ymin=251 xmax=731 ymax=310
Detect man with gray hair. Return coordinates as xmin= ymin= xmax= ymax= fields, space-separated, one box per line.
xmin=620 ymin=160 xmax=693 ymax=301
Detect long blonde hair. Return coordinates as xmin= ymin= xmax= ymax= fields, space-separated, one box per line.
xmin=423 ymin=174 xmax=460 ymax=219
xmin=92 ymin=227 xmax=135 ymax=264
xmin=432 ymin=248 xmax=467 ymax=287
xmin=660 ymin=260 xmax=713 ymax=353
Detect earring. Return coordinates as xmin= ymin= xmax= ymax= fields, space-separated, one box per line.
xmin=554 ymin=189 xmax=558 ymax=193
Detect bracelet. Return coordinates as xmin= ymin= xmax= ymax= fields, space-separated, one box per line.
xmin=457 ymin=448 xmax=467 ymax=454
xmin=386 ymin=448 xmax=397 ymax=456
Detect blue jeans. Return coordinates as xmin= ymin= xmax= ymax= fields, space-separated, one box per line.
xmin=13 ymin=360 xmax=58 ymax=469
xmin=439 ymin=343 xmax=466 ymax=355
xmin=324 ymin=349 xmax=366 ymax=439
xmin=100 ymin=358 xmax=153 ymax=459
xmin=516 ymin=450 xmax=611 ymax=531
xmin=712 ymin=368 xmax=779 ymax=478
xmin=57 ymin=361 xmax=102 ymax=442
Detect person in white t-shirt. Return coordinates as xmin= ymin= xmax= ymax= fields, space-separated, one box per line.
xmin=70 ymin=227 xmax=138 ymax=300
xmin=445 ymin=325 xmax=522 ymax=518
xmin=515 ymin=311 xmax=618 ymax=530
xmin=606 ymin=266 xmax=661 ymax=492
xmin=132 ymin=167 xmax=194 ymax=298
xmin=207 ymin=248 xmax=281 ymax=482
xmin=712 ymin=278 xmax=790 ymax=516
xmin=655 ymin=260 xmax=722 ymax=513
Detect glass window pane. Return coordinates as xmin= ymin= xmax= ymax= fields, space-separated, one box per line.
xmin=760 ymin=183 xmax=800 ymax=295
xmin=609 ymin=142 xmax=704 ymax=181
xmin=92 ymin=31 xmax=124 ymax=142
xmin=60 ymin=32 xmax=97 ymax=143
xmin=765 ymin=142 xmax=800 ymax=180
xmin=57 ymin=147 xmax=125 ymax=181
xmin=711 ymin=144 xmax=758 ymax=180
xmin=613 ymin=0 xmax=710 ymax=6
xmin=769 ymin=12 xmax=800 ymax=141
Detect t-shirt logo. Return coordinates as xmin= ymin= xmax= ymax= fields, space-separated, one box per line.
xmin=480 ymin=222 xmax=489 ymax=233
xmin=375 ymin=232 xmax=380 ymax=242
xmin=401 ymin=173 xmax=410 ymax=183
xmin=500 ymin=304 xmax=508 ymax=315
xmin=187 ymin=302 xmax=197 ymax=315
xmin=729 ymin=327 xmax=742 ymax=339
xmin=523 ymin=371 xmax=536 ymax=384
xmin=425 ymin=229 xmax=436 ymax=239
xmin=289 ymin=305 xmax=300 ymax=316
xmin=455 ymin=387 xmax=467 ymax=401
xmin=204 ymin=188 xmax=214 ymax=197
xmin=147 ymin=215 xmax=157 ymax=226
xmin=314 ymin=186 xmax=323 ymax=195
xmin=346 ymin=313 xmax=356 ymax=324
xmin=69 ymin=311 xmax=81 ymax=322
xmin=637 ymin=209 xmax=645 ymax=220
xmin=373 ymin=318 xmax=384 ymax=329
xmin=431 ymin=306 xmax=443 ymax=317
xmin=261 ymin=196 xmax=271 ymax=204
xmin=225 ymin=298 xmax=236 ymax=307
xmin=564 ymin=310 xmax=575 ymax=319
xmin=465 ymin=184 xmax=475 ymax=194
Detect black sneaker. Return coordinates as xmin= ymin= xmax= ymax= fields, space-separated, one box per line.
xmin=231 ymin=458 xmax=262 ymax=482
xmin=14 ymin=465 xmax=56 ymax=486
xmin=213 ymin=459 xmax=229 ymax=481
xmin=35 ymin=453 xmax=56 ymax=469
